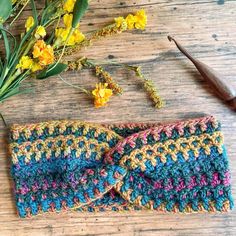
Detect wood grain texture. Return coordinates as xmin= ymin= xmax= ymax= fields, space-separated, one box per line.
xmin=0 ymin=0 xmax=236 ymax=235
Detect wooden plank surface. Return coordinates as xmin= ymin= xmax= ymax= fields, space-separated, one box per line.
xmin=0 ymin=0 xmax=236 ymax=235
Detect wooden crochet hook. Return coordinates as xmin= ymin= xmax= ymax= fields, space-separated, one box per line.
xmin=168 ymin=36 xmax=236 ymax=111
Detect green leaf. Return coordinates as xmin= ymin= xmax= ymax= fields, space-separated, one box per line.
xmin=0 ymin=87 xmax=32 ymax=103
xmin=72 ymin=0 xmax=89 ymax=28
xmin=41 ymin=0 xmax=61 ymax=25
xmin=0 ymin=29 xmax=10 ymax=61
xmin=0 ymin=26 xmax=17 ymax=62
xmin=0 ymin=0 xmax=12 ymax=23
xmin=30 ymin=0 xmax=38 ymax=25
xmin=37 ymin=63 xmax=67 ymax=80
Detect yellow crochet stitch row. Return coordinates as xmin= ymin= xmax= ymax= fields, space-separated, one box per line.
xmin=77 ymin=193 xmax=231 ymax=213
xmin=10 ymin=121 xmax=121 ymax=140
xmin=119 ymin=131 xmax=223 ymax=171
xmin=10 ymin=135 xmax=117 ymax=164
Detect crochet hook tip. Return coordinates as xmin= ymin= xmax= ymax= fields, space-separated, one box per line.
xmin=167 ymin=35 xmax=174 ymax=42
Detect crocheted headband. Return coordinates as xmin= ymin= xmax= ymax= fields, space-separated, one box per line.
xmin=9 ymin=116 xmax=234 ymax=218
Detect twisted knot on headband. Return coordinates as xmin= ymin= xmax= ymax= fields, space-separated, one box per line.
xmin=9 ymin=116 xmax=234 ymax=218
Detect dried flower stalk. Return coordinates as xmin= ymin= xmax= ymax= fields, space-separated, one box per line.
xmin=65 ymin=57 xmax=88 ymax=71
xmin=55 ymin=23 xmax=125 ymax=59
xmin=95 ymin=66 xmax=123 ymax=95
xmin=128 ymin=66 xmax=164 ymax=109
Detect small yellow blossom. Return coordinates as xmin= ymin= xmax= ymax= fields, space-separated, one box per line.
xmin=134 ymin=9 xmax=147 ymax=30
xmin=33 ymin=40 xmax=46 ymax=58
xmin=32 ymin=40 xmax=54 ymax=66
xmin=16 ymin=56 xmax=33 ymax=70
xmin=72 ymin=29 xmax=85 ymax=44
xmin=31 ymin=62 xmax=43 ymax=72
xmin=125 ymin=14 xmax=136 ymax=30
xmin=35 ymin=26 xmax=46 ymax=39
xmin=114 ymin=17 xmax=127 ymax=29
xmin=63 ymin=0 xmax=76 ymax=13
xmin=66 ymin=30 xmax=85 ymax=46
xmin=63 ymin=14 xmax=73 ymax=28
xmin=55 ymin=27 xmax=85 ymax=46
xmin=25 ymin=16 xmax=35 ymax=32
xmin=55 ymin=28 xmax=70 ymax=42
xmin=55 ymin=12 xmax=84 ymax=46
xmin=92 ymin=83 xmax=113 ymax=108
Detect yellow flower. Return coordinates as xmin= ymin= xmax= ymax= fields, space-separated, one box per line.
xmin=31 ymin=62 xmax=43 ymax=72
xmin=92 ymin=83 xmax=113 ymax=108
xmin=114 ymin=17 xmax=127 ymax=29
xmin=55 ymin=12 xmax=83 ymax=47
xmin=73 ymin=29 xmax=85 ymax=44
xmin=63 ymin=0 xmax=76 ymax=13
xmin=25 ymin=16 xmax=35 ymax=32
xmin=12 ymin=0 xmax=17 ymax=4
xmin=32 ymin=40 xmax=46 ymax=58
xmin=16 ymin=56 xmax=33 ymax=70
xmin=35 ymin=26 xmax=46 ymax=39
xmin=55 ymin=27 xmax=85 ymax=46
xmin=32 ymin=40 xmax=54 ymax=66
xmin=67 ymin=34 xmax=76 ymax=46
xmin=55 ymin=28 xmax=69 ymax=42
xmin=66 ymin=30 xmax=85 ymax=46
xmin=134 ymin=9 xmax=147 ymax=30
xmin=63 ymin=14 xmax=73 ymax=28
xmin=125 ymin=14 xmax=136 ymax=30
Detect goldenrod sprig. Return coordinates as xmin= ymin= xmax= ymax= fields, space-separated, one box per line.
xmin=65 ymin=58 xmax=123 ymax=95
xmin=65 ymin=57 xmax=88 ymax=71
xmin=55 ymin=9 xmax=147 ymax=59
xmin=128 ymin=66 xmax=164 ymax=109
xmin=143 ymin=79 xmax=164 ymax=109
xmin=95 ymin=66 xmax=123 ymax=95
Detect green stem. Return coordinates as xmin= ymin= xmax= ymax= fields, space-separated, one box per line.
xmin=0 ymin=112 xmax=7 ymax=127
xmin=58 ymin=75 xmax=90 ymax=95
xmin=58 ymin=28 xmax=75 ymax=61
xmin=0 ymin=69 xmax=21 ymax=94
xmin=21 ymin=38 xmax=36 ymax=57
xmin=49 ymin=28 xmax=75 ymax=72
xmin=10 ymin=0 xmax=30 ymax=26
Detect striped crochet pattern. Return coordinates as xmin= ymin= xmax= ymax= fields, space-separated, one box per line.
xmin=9 ymin=116 xmax=234 ymax=218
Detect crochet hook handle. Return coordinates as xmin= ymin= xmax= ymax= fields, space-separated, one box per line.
xmin=168 ymin=36 xmax=236 ymax=111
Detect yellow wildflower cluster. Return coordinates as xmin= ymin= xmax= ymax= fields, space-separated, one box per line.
xmin=16 ymin=56 xmax=33 ymax=70
xmin=92 ymin=83 xmax=113 ymax=108
xmin=25 ymin=16 xmax=46 ymax=39
xmin=33 ymin=40 xmax=54 ymax=66
xmin=115 ymin=9 xmax=147 ymax=30
xmin=12 ymin=2 xmax=153 ymax=110
xmin=55 ymin=14 xmax=85 ymax=46
xmin=16 ymin=56 xmax=42 ymax=72
xmin=16 ymin=40 xmax=54 ymax=72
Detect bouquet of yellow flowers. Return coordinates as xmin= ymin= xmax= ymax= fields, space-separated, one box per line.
xmin=0 ymin=0 xmax=163 ymax=113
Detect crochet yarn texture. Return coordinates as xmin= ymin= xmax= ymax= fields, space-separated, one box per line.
xmin=9 ymin=116 xmax=234 ymax=218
